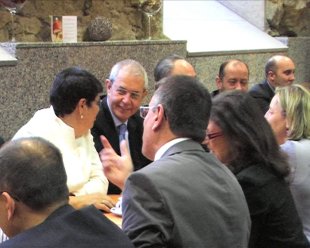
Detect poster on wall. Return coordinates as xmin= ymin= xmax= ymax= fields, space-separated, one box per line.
xmin=51 ymin=16 xmax=77 ymax=42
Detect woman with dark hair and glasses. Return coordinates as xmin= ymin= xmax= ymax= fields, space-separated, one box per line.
xmin=205 ymin=91 xmax=309 ymax=248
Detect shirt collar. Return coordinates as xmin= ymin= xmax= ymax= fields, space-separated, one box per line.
xmin=154 ymin=138 xmax=190 ymax=161
xmin=266 ymin=80 xmax=275 ymax=93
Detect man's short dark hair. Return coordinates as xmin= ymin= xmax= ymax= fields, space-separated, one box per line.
xmin=154 ymin=54 xmax=185 ymax=82
xmin=0 ymin=137 xmax=69 ymax=211
xmin=50 ymin=67 xmax=103 ymax=117
xmin=218 ymin=59 xmax=249 ymax=80
xmin=154 ymin=75 xmax=211 ymax=142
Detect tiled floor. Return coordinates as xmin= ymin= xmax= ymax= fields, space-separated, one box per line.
xmin=163 ymin=0 xmax=287 ymax=54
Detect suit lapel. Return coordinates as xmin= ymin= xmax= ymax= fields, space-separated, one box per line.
xmin=101 ymin=97 xmax=121 ymax=153
xmin=263 ymin=80 xmax=275 ymax=99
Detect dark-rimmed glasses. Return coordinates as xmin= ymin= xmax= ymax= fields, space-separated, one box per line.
xmin=206 ymin=132 xmax=223 ymax=141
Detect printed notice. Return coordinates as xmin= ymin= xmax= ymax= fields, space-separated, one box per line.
xmin=62 ymin=16 xmax=77 ymax=42
xmin=51 ymin=16 xmax=77 ymax=42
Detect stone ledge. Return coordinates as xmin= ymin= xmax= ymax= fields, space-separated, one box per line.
xmin=188 ymin=47 xmax=288 ymax=57
xmin=15 ymin=40 xmax=186 ymax=48
xmin=0 ymin=39 xmax=188 ymax=140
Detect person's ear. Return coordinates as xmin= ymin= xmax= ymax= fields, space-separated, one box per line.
xmin=106 ymin=79 xmax=112 ymax=95
xmin=216 ymin=76 xmax=223 ymax=90
xmin=142 ymin=89 xmax=148 ymax=100
xmin=152 ymin=104 xmax=165 ymax=131
xmin=268 ymin=71 xmax=275 ymax=81
xmin=76 ymin=98 xmax=87 ymax=119
xmin=2 ymin=192 xmax=16 ymax=221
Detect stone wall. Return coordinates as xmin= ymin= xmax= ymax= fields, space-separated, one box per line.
xmin=218 ymin=0 xmax=310 ymax=37
xmin=266 ymin=0 xmax=310 ymax=36
xmin=0 ymin=0 xmax=309 ymax=42
xmin=1 ymin=37 xmax=309 ymax=141
xmin=0 ymin=40 xmax=186 ymax=140
xmin=0 ymin=0 xmax=163 ymax=42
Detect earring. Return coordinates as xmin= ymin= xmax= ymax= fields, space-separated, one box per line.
xmin=81 ymin=114 xmax=84 ymax=119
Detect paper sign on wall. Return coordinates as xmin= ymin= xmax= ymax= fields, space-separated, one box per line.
xmin=51 ymin=16 xmax=77 ymax=42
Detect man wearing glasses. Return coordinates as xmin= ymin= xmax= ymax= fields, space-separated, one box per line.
xmin=100 ymin=75 xmax=251 ymax=247
xmin=91 ymin=59 xmax=151 ymax=194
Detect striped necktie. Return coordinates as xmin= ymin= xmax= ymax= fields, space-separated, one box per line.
xmin=118 ymin=123 xmax=127 ymax=141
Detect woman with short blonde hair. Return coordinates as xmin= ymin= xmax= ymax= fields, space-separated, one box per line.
xmin=276 ymin=84 xmax=310 ymax=141
xmin=266 ymin=84 xmax=310 ymax=242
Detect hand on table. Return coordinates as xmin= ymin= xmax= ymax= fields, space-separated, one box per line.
xmin=99 ymin=135 xmax=133 ymax=190
xmin=69 ymin=193 xmax=115 ymax=212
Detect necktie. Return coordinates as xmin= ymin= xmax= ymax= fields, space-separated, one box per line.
xmin=118 ymin=123 xmax=127 ymax=141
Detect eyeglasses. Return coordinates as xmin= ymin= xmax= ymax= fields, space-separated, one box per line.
xmin=206 ymin=131 xmax=223 ymax=141
xmin=112 ymin=84 xmax=144 ymax=100
xmin=140 ymin=105 xmax=150 ymax=119
xmin=140 ymin=105 xmax=167 ymax=119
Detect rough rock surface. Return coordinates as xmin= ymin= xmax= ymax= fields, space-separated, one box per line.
xmin=266 ymin=0 xmax=310 ymax=36
xmin=0 ymin=0 xmax=308 ymax=42
xmin=0 ymin=0 xmax=163 ymax=42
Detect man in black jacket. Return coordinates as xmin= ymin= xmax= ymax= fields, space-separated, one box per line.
xmin=92 ymin=59 xmax=151 ymax=194
xmin=211 ymin=59 xmax=249 ymax=97
xmin=249 ymin=55 xmax=295 ymax=114
xmin=0 ymin=137 xmax=133 ymax=248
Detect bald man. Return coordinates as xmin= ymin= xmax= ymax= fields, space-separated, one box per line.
xmin=249 ymin=55 xmax=295 ymax=114
xmin=211 ymin=59 xmax=249 ymax=97
xmin=154 ymin=54 xmax=196 ymax=89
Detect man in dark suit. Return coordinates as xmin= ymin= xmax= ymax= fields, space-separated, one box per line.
xmin=0 ymin=137 xmax=133 ymax=248
xmin=249 ymin=55 xmax=295 ymax=114
xmin=211 ymin=59 xmax=249 ymax=97
xmin=92 ymin=59 xmax=151 ymax=194
xmin=100 ymin=75 xmax=251 ymax=247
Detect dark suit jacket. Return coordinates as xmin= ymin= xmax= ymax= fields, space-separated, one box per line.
xmin=122 ymin=139 xmax=251 ymax=248
xmin=0 ymin=205 xmax=133 ymax=248
xmin=249 ymin=79 xmax=274 ymax=115
xmin=91 ymin=96 xmax=151 ymax=194
xmin=211 ymin=89 xmax=220 ymax=98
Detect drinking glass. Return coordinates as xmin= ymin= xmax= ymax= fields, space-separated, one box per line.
xmin=140 ymin=0 xmax=162 ymax=40
xmin=0 ymin=0 xmax=27 ymax=42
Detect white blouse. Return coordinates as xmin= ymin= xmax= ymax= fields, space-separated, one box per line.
xmin=13 ymin=106 xmax=108 ymax=196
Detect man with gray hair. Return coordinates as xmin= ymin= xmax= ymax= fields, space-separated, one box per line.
xmin=0 ymin=137 xmax=133 ymax=247
xmin=92 ymin=59 xmax=151 ymax=194
xmin=249 ymin=55 xmax=295 ymax=114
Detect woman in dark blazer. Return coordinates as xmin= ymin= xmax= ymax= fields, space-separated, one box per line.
xmin=205 ymin=91 xmax=309 ymax=248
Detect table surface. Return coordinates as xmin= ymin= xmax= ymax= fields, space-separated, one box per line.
xmin=104 ymin=194 xmax=122 ymax=228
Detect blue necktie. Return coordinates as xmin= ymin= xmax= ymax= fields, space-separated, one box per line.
xmin=118 ymin=123 xmax=127 ymax=141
